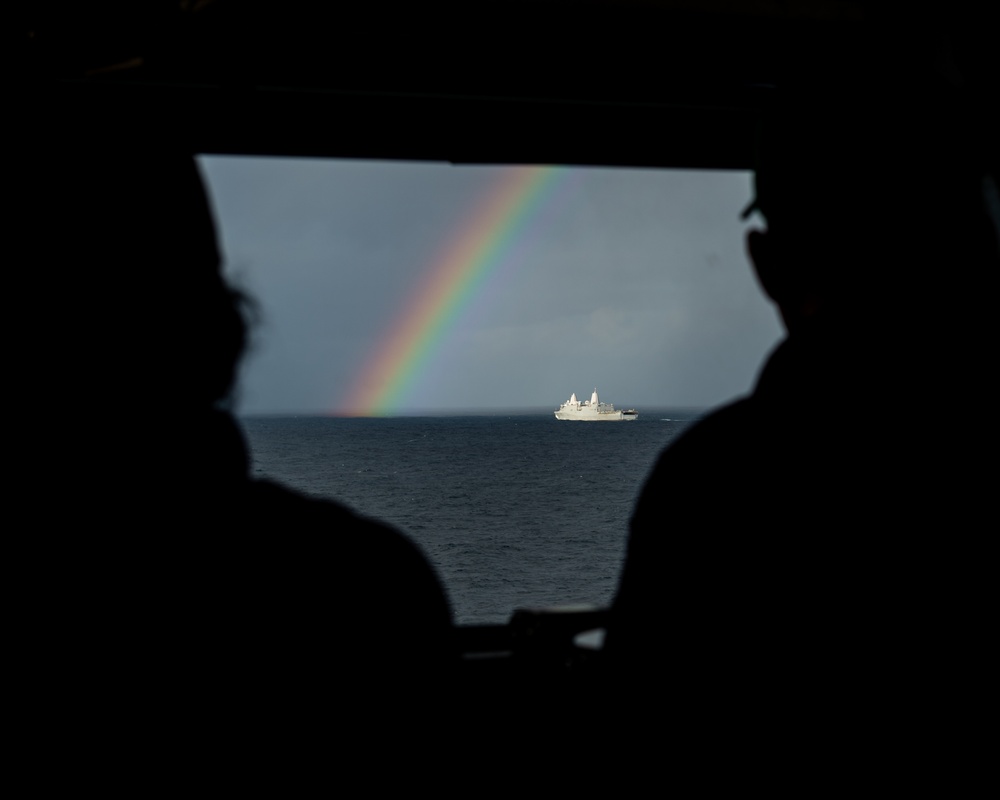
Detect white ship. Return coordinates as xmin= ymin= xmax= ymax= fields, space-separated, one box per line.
xmin=554 ymin=389 xmax=638 ymax=421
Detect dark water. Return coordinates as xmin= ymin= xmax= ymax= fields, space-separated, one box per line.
xmin=239 ymin=410 xmax=701 ymax=625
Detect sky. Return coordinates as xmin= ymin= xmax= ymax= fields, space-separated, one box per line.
xmin=197 ymin=156 xmax=785 ymax=416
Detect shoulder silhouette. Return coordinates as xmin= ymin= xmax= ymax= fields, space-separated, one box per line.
xmin=601 ymin=18 xmax=998 ymax=780
xmin=11 ymin=117 xmax=461 ymax=782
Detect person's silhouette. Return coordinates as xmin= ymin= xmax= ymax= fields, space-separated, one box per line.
xmin=11 ymin=127 xmax=461 ymax=782
xmin=600 ymin=43 xmax=998 ymax=779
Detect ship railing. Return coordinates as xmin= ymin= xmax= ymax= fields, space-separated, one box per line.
xmin=449 ymin=605 xmax=611 ymax=733
xmin=456 ymin=603 xmax=607 ymax=680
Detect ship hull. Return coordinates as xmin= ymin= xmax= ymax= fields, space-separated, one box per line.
xmin=554 ymin=410 xmax=638 ymax=421
xmin=555 ymin=411 xmax=623 ymax=421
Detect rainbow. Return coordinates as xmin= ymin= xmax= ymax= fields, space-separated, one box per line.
xmin=338 ymin=165 xmax=567 ymax=416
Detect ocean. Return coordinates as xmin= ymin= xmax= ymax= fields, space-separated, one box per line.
xmin=239 ymin=409 xmax=702 ymax=625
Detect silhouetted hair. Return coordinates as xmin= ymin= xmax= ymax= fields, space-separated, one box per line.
xmin=18 ymin=137 xmax=249 ymax=411
xmin=740 ymin=82 xmax=998 ymax=313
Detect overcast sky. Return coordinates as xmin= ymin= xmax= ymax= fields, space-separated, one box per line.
xmin=198 ymin=156 xmax=784 ymax=416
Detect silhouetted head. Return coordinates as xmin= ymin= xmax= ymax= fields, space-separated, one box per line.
xmin=740 ymin=33 xmax=998 ymax=338
xmin=18 ymin=136 xmax=249 ymax=416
